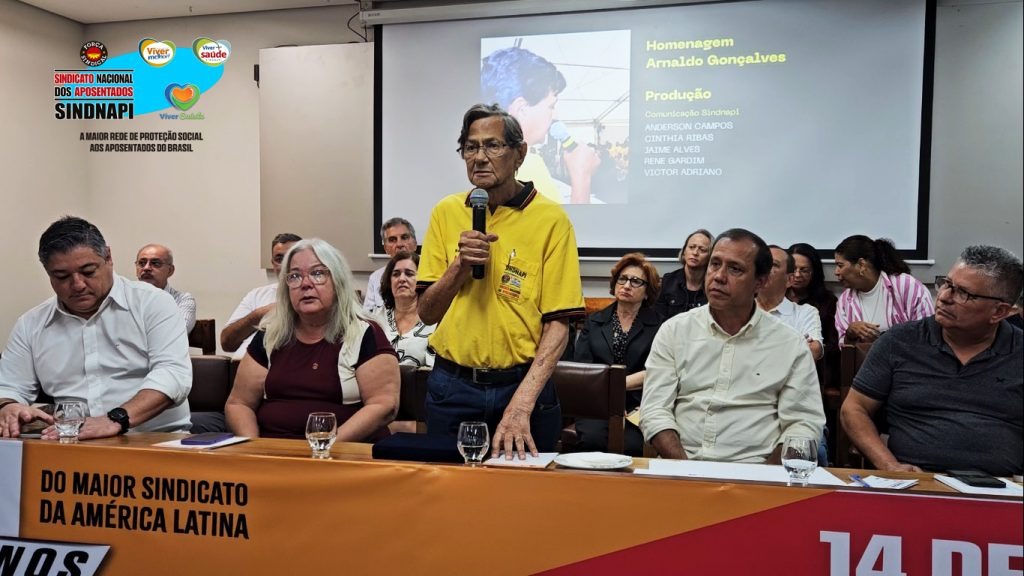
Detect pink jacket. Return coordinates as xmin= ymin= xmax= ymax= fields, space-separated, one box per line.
xmin=835 ymin=272 xmax=934 ymax=344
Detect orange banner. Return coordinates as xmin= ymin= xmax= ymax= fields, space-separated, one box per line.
xmin=16 ymin=441 xmax=824 ymax=575
xmin=10 ymin=440 xmax=1021 ymax=575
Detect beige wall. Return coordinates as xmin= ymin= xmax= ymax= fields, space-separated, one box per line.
xmin=0 ymin=3 xmax=363 ymax=346
xmin=0 ymin=0 xmax=88 ymax=338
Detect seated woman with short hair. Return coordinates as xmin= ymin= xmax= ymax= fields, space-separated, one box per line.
xmin=573 ymin=252 xmax=662 ymax=455
xmin=834 ymin=235 xmax=933 ymax=344
xmin=226 ymin=239 xmax=399 ymax=441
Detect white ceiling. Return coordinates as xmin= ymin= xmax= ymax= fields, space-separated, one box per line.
xmin=17 ymin=0 xmax=357 ymax=24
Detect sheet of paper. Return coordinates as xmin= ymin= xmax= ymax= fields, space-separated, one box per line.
xmin=154 ymin=437 xmax=250 ymax=450
xmin=934 ymin=475 xmax=1024 ymax=497
xmin=635 ymin=459 xmax=846 ymax=486
xmin=483 ymin=452 xmax=558 ymax=468
xmin=847 ymin=475 xmax=918 ymax=489
xmin=625 ymin=409 xmax=641 ymax=427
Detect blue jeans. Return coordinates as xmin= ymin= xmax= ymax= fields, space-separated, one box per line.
xmin=819 ymin=426 xmax=830 ymax=467
xmin=425 ymin=363 xmax=562 ymax=452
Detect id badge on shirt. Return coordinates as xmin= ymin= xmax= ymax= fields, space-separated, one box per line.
xmin=496 ymin=248 xmax=536 ymax=304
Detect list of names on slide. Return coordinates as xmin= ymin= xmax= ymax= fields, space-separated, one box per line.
xmin=641 ymin=112 xmax=738 ymax=177
xmin=637 ymin=34 xmax=786 ymax=178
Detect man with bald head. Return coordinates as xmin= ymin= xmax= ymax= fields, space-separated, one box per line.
xmin=136 ymin=244 xmax=196 ymax=332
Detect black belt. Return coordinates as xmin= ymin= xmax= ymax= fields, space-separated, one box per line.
xmin=434 ymin=356 xmax=531 ymax=386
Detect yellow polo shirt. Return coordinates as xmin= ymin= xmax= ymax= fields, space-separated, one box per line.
xmin=417 ymin=183 xmax=585 ymax=368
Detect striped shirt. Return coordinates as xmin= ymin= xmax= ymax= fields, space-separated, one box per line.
xmin=165 ymin=284 xmax=197 ymax=333
xmin=835 ymin=272 xmax=933 ymax=344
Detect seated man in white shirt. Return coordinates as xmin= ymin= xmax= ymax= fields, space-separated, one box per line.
xmin=362 ymin=217 xmax=417 ymax=313
xmin=135 ymin=243 xmax=197 ymax=333
xmin=640 ymin=228 xmax=825 ymax=463
xmin=757 ymin=245 xmax=824 ymax=361
xmin=220 ymin=232 xmax=300 ymax=359
xmin=0 ymin=216 xmax=192 ymax=439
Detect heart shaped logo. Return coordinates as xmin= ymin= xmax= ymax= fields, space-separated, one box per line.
xmin=139 ymin=38 xmax=175 ymax=67
xmin=165 ymin=83 xmax=201 ymax=110
xmin=192 ymin=38 xmax=231 ymax=67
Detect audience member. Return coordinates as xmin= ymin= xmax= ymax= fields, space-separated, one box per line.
xmin=135 ymin=243 xmax=196 ymax=333
xmin=221 ymin=233 xmax=301 ymax=358
xmin=481 ymin=47 xmax=600 ymax=204
xmin=841 ymin=245 xmax=1022 ymax=475
xmin=787 ymin=242 xmax=839 ymax=359
xmin=573 ymin=253 xmax=661 ymax=455
xmin=656 ymin=229 xmax=712 ymax=319
xmin=640 ymin=228 xmax=825 ymax=462
xmin=363 ymin=218 xmax=417 ymax=313
xmin=0 ymin=216 xmax=192 ymax=439
xmin=758 ymin=245 xmax=823 ymax=361
xmin=834 ymin=235 xmax=933 ymax=344
xmin=225 ymin=239 xmax=398 ymax=440
xmin=418 ymin=103 xmax=584 ymax=458
xmin=759 ymin=244 xmax=828 ymax=463
xmin=372 ymin=251 xmax=435 ymax=434
xmin=372 ymin=252 xmax=435 ymax=368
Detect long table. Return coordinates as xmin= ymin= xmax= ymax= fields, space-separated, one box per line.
xmin=1 ymin=434 xmax=1020 ymax=575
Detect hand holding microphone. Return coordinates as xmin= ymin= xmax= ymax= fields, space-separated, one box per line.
xmin=549 ymin=121 xmax=578 ymax=152
xmin=468 ymin=188 xmax=489 ymax=280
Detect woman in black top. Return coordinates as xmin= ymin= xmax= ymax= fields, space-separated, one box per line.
xmin=655 ymin=229 xmax=712 ymax=319
xmin=574 ymin=253 xmax=662 ymax=455
xmin=787 ymin=243 xmax=839 ymax=383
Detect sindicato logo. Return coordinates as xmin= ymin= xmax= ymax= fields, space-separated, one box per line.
xmin=139 ymin=38 xmax=176 ymax=67
xmin=80 ymin=41 xmax=107 ymax=67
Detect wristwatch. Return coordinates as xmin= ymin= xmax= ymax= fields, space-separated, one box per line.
xmin=107 ymin=407 xmax=130 ymax=435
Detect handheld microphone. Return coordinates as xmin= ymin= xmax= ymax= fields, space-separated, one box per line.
xmin=549 ymin=121 xmax=578 ymax=152
xmin=468 ymin=188 xmax=489 ymax=280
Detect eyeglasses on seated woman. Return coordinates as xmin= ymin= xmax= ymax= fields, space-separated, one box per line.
xmin=225 ymin=238 xmax=400 ymax=443
xmin=572 ymin=252 xmax=663 ymax=456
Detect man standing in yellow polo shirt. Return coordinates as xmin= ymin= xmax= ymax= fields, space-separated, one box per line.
xmin=418 ymin=103 xmax=585 ymax=459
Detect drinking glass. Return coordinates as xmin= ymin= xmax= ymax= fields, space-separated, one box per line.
xmin=54 ymin=400 xmax=88 ymax=444
xmin=781 ymin=436 xmax=818 ymax=486
xmin=457 ymin=421 xmax=490 ymax=466
xmin=305 ymin=412 xmax=337 ymax=459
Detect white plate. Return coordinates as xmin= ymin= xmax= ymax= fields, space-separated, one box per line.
xmin=554 ymin=452 xmax=634 ymax=470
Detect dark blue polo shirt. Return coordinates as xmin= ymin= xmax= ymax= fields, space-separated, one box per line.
xmin=853 ymin=317 xmax=1022 ymax=476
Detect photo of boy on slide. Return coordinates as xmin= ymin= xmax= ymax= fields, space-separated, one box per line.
xmin=480 ymin=31 xmax=630 ymax=204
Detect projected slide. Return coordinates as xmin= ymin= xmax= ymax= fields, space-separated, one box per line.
xmin=380 ymin=0 xmax=928 ymax=254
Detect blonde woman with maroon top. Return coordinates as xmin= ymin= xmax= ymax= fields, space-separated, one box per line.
xmin=226 ymin=239 xmax=399 ymax=441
